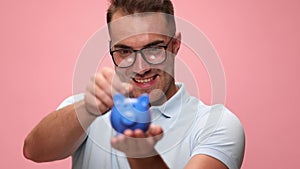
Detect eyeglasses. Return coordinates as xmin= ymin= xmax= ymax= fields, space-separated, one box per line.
xmin=110 ymin=37 xmax=173 ymax=68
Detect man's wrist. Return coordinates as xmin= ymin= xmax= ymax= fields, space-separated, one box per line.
xmin=74 ymin=101 xmax=98 ymax=130
xmin=83 ymin=101 xmax=104 ymax=117
xmin=127 ymin=151 xmax=169 ymax=169
xmin=86 ymin=108 xmax=102 ymax=117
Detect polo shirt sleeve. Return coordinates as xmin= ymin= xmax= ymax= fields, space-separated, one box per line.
xmin=56 ymin=93 xmax=85 ymax=110
xmin=191 ymin=104 xmax=245 ymax=169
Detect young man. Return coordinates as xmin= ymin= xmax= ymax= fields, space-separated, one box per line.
xmin=23 ymin=0 xmax=245 ymax=168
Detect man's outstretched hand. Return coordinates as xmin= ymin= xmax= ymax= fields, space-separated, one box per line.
xmin=111 ymin=124 xmax=163 ymax=158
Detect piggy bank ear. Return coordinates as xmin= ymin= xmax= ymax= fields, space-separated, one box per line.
xmin=113 ymin=93 xmax=125 ymax=106
xmin=136 ymin=94 xmax=149 ymax=111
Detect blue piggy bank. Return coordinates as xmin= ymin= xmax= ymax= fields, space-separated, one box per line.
xmin=110 ymin=93 xmax=151 ymax=134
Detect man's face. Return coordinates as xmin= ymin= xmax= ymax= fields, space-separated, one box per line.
xmin=109 ymin=11 xmax=180 ymax=105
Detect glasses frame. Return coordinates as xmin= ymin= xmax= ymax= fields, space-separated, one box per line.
xmin=109 ymin=36 xmax=174 ymax=68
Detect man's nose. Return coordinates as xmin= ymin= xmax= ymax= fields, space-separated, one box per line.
xmin=132 ymin=52 xmax=151 ymax=74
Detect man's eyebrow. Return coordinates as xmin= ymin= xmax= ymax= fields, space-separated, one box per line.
xmin=113 ymin=44 xmax=131 ymax=49
xmin=113 ymin=40 xmax=165 ymax=49
xmin=143 ymin=40 xmax=165 ymax=48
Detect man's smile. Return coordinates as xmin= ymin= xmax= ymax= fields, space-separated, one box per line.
xmin=131 ymin=74 xmax=159 ymax=88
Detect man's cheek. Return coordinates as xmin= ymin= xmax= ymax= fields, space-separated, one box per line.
xmin=116 ymin=70 xmax=129 ymax=82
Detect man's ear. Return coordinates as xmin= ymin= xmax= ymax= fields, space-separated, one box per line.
xmin=172 ymin=32 xmax=181 ymax=55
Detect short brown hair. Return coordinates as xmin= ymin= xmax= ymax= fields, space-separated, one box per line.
xmin=106 ymin=0 xmax=176 ymax=34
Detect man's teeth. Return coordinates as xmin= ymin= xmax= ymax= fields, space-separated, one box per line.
xmin=135 ymin=77 xmax=154 ymax=83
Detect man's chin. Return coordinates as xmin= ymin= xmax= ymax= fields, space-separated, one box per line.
xmin=148 ymin=89 xmax=167 ymax=106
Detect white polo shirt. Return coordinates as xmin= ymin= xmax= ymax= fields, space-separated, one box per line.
xmin=58 ymin=83 xmax=245 ymax=169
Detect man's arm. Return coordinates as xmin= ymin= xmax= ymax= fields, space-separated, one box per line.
xmin=23 ymin=67 xmax=130 ymax=162
xmin=111 ymin=125 xmax=169 ymax=169
xmin=23 ymin=101 xmax=96 ymax=162
xmin=127 ymin=153 xmax=169 ymax=169
xmin=127 ymin=154 xmax=228 ymax=169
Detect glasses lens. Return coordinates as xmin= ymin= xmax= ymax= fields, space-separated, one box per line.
xmin=143 ymin=47 xmax=165 ymax=64
xmin=113 ymin=49 xmax=135 ymax=67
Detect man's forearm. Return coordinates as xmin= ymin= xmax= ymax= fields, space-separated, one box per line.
xmin=23 ymin=100 xmax=96 ymax=162
xmin=127 ymin=150 xmax=169 ymax=169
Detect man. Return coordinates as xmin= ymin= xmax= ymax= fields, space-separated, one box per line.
xmin=23 ymin=0 xmax=245 ymax=169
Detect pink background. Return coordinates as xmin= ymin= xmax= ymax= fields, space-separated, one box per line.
xmin=1 ymin=0 xmax=299 ymax=168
